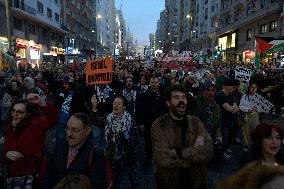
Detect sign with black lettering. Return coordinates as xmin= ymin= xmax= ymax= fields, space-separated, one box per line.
xmin=86 ymin=58 xmax=112 ymax=85
xmin=250 ymin=94 xmax=274 ymax=113
xmin=235 ymin=66 xmax=253 ymax=82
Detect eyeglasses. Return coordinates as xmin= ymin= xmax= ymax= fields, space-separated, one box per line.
xmin=65 ymin=127 xmax=87 ymax=134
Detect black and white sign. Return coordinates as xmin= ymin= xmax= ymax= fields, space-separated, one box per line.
xmin=251 ymin=94 xmax=274 ymax=113
xmin=235 ymin=66 xmax=253 ymax=82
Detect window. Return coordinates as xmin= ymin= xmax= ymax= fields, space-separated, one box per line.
xmin=47 ymin=8 xmax=52 ymax=18
xmin=247 ymin=29 xmax=252 ymax=41
xmin=212 ymin=5 xmax=215 ymax=12
xmin=55 ymin=0 xmax=58 ymax=4
xmin=13 ymin=18 xmax=22 ymax=30
xmin=205 ymin=8 xmax=208 ymax=20
xmin=55 ymin=13 xmax=59 ymax=22
xmin=29 ymin=24 xmax=36 ymax=34
xmin=270 ymin=20 xmax=277 ymax=31
xmin=260 ymin=24 xmax=267 ymax=34
xmin=37 ymin=1 xmax=43 ymax=14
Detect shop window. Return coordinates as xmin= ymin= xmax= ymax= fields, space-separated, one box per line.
xmin=247 ymin=29 xmax=252 ymax=41
xmin=260 ymin=24 xmax=267 ymax=34
xmin=47 ymin=8 xmax=52 ymax=19
xmin=13 ymin=17 xmax=22 ymax=30
xmin=55 ymin=13 xmax=59 ymax=22
xmin=55 ymin=0 xmax=59 ymax=4
xmin=270 ymin=20 xmax=277 ymax=31
xmin=37 ymin=1 xmax=43 ymax=14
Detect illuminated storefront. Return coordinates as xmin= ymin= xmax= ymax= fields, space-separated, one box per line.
xmin=218 ymin=32 xmax=237 ymax=62
xmin=43 ymin=46 xmax=66 ymax=64
xmin=242 ymin=50 xmax=255 ymax=64
xmin=15 ymin=38 xmax=42 ymax=66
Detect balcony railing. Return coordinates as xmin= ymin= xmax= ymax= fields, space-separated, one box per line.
xmin=11 ymin=0 xmax=36 ymax=16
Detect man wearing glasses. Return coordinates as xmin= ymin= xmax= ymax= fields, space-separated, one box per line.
xmin=42 ymin=113 xmax=108 ymax=189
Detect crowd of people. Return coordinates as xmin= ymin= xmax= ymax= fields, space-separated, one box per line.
xmin=0 ymin=59 xmax=283 ymax=189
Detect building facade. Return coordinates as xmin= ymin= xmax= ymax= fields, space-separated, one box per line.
xmin=217 ymin=0 xmax=283 ymax=62
xmin=95 ymin=0 xmax=116 ymax=57
xmin=0 ymin=0 xmax=9 ymax=52
xmin=115 ymin=9 xmax=127 ymax=51
xmin=4 ymin=0 xmax=68 ymax=65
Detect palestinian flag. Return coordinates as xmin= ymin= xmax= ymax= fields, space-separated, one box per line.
xmin=255 ymin=36 xmax=284 ymax=68
xmin=255 ymin=36 xmax=284 ymax=54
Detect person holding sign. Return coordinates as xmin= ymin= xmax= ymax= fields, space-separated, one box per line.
xmin=239 ymin=83 xmax=260 ymax=149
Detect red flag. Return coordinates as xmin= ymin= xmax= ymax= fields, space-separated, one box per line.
xmin=255 ymin=36 xmax=273 ymax=54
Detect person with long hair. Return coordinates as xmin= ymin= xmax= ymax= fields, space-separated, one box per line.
xmin=105 ymin=96 xmax=138 ymax=189
xmin=241 ymin=123 xmax=284 ymax=166
xmin=239 ymin=83 xmax=260 ymax=149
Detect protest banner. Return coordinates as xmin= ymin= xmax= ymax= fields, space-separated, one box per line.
xmin=235 ymin=66 xmax=253 ymax=82
xmin=250 ymin=94 xmax=274 ymax=113
xmin=85 ymin=57 xmax=112 ymax=86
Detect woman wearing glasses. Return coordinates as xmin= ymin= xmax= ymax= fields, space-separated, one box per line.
xmin=3 ymin=94 xmax=58 ymax=188
xmin=105 ymin=96 xmax=138 ymax=189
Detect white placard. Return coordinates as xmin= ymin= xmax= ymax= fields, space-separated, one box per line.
xmin=235 ymin=66 xmax=253 ymax=82
xmin=251 ymin=94 xmax=274 ymax=113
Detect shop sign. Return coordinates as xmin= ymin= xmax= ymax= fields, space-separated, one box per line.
xmin=66 ymin=47 xmax=80 ymax=55
xmin=51 ymin=46 xmax=65 ymax=55
xmin=16 ymin=38 xmax=41 ymax=50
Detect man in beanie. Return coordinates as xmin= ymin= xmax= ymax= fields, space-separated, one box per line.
xmin=23 ymin=76 xmax=46 ymax=101
xmin=215 ymin=79 xmax=240 ymax=160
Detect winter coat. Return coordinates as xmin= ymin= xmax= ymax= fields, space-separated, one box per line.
xmin=152 ymin=114 xmax=213 ymax=189
xmin=3 ymin=102 xmax=58 ymax=178
xmin=42 ymin=139 xmax=107 ymax=189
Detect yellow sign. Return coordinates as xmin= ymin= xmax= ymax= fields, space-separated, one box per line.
xmin=85 ymin=57 xmax=112 ymax=85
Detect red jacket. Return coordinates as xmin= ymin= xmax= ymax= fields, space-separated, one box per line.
xmin=3 ymin=102 xmax=58 ymax=177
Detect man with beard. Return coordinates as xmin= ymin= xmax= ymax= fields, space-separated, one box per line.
xmin=136 ymin=77 xmax=167 ymax=166
xmin=151 ymin=84 xmax=213 ymax=189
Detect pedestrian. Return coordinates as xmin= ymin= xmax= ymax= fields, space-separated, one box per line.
xmin=3 ymin=96 xmax=57 ymax=188
xmin=152 ymin=84 xmax=213 ymax=189
xmin=239 ymin=82 xmax=260 ymax=149
xmin=42 ymin=113 xmax=108 ymax=189
xmin=215 ymin=79 xmax=240 ymax=159
xmin=241 ymin=123 xmax=284 ymax=166
xmin=105 ymin=97 xmax=138 ymax=189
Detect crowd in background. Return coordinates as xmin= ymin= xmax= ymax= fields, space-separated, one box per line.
xmin=0 ymin=59 xmax=283 ymax=189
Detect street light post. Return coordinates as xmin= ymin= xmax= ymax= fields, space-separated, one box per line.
xmin=5 ymin=0 xmax=11 ymax=52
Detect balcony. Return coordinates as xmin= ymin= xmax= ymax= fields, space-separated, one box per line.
xmin=217 ymin=2 xmax=281 ymax=35
xmin=11 ymin=0 xmax=36 ymax=16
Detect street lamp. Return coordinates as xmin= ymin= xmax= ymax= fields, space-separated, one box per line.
xmin=97 ymin=14 xmax=102 ymax=19
xmin=168 ymin=32 xmax=171 ymax=35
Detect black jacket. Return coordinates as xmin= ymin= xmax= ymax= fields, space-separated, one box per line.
xmin=43 ymin=139 xmax=107 ymax=189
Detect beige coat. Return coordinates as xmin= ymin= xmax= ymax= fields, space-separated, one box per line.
xmin=152 ymin=114 xmax=213 ymax=189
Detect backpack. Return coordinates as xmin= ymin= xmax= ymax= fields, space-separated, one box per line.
xmin=88 ymin=145 xmax=114 ymax=189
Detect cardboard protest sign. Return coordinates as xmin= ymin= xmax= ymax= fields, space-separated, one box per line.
xmin=250 ymin=94 xmax=274 ymax=113
xmin=235 ymin=66 xmax=253 ymax=82
xmin=86 ymin=57 xmax=112 ymax=86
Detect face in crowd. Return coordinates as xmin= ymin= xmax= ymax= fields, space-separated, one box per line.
xmin=66 ymin=115 xmax=92 ymax=147
xmin=167 ymin=90 xmax=187 ymax=119
xmin=112 ymin=97 xmax=126 ymax=115
xmin=203 ymin=85 xmax=217 ymax=102
xmin=249 ymin=84 xmax=258 ymax=95
xmin=125 ymin=77 xmax=133 ymax=89
xmin=140 ymin=76 xmax=146 ymax=85
xmin=91 ymin=94 xmax=98 ymax=109
xmin=261 ymin=128 xmax=281 ymax=159
xmin=12 ymin=103 xmax=29 ymax=125
xmin=149 ymin=78 xmax=159 ymax=92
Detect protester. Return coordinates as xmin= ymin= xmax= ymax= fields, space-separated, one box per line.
xmin=241 ymin=123 xmax=284 ymax=166
xmin=239 ymin=83 xmax=260 ymax=149
xmin=3 ymin=96 xmax=57 ymax=188
xmin=105 ymin=97 xmax=138 ymax=189
xmin=152 ymin=84 xmax=213 ymax=189
xmin=215 ymin=79 xmax=240 ymax=159
xmin=42 ymin=113 xmax=108 ymax=189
